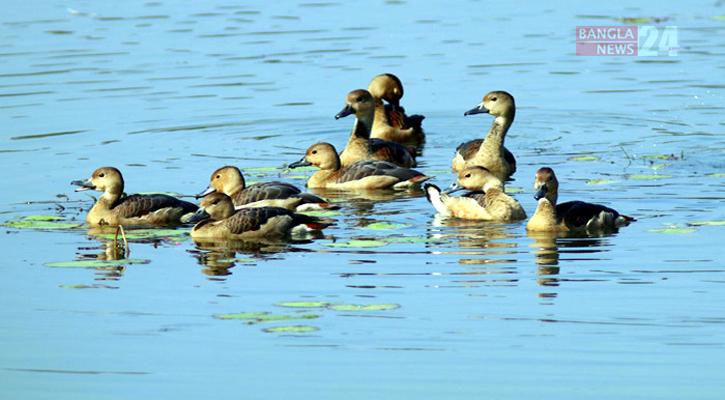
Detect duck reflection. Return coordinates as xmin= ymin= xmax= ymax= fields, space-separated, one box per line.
xmin=189 ymin=237 xmax=309 ymax=277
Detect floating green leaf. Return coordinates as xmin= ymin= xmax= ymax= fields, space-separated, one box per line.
xmin=568 ymin=156 xmax=601 ymax=162
xmin=627 ymin=174 xmax=674 ymax=180
xmin=617 ymin=17 xmax=653 ymax=24
xmin=244 ymin=166 xmax=281 ymax=172
xmin=263 ymin=325 xmax=319 ymax=333
xmin=648 ymin=164 xmax=671 ymax=169
xmin=356 ymin=222 xmax=409 ymax=230
xmin=327 ymin=303 xmax=400 ymax=311
xmin=647 ymin=228 xmax=696 ymax=234
xmin=285 ymin=166 xmax=317 ymax=172
xmin=3 ymin=215 xmax=82 ymax=230
xmin=300 ymin=210 xmax=342 ymax=217
xmin=91 ymin=229 xmax=189 ymax=241
xmin=504 ymin=186 xmax=525 ymax=194
xmin=286 ymin=175 xmax=309 ymax=180
xmin=322 ymin=240 xmax=388 ymax=248
xmin=213 ymin=312 xmax=319 ymax=325
xmin=587 ymin=179 xmax=616 ymax=185
xmin=45 ymin=259 xmax=150 ymax=268
xmin=705 ymin=173 xmax=725 ymax=178
xmin=275 ymin=301 xmax=331 ymax=308
xmin=60 ymin=284 xmax=96 ymax=289
xmin=687 ymin=220 xmax=725 ymax=227
xmin=713 ymin=15 xmax=725 ymax=20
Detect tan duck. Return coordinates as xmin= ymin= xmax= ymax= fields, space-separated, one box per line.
xmin=337 ymin=89 xmax=417 ymax=168
xmin=71 ymin=167 xmax=198 ymax=226
xmin=197 ymin=166 xmax=332 ymax=211
xmin=367 ymin=73 xmax=425 ymax=144
xmin=424 ymin=166 xmax=526 ymax=221
xmin=452 ymin=91 xmax=517 ymax=181
xmin=526 ymin=167 xmax=635 ymax=232
xmin=187 ymin=192 xmax=330 ymax=240
xmin=289 ymin=142 xmax=431 ymax=190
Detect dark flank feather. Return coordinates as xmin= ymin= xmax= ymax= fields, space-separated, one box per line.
xmin=556 ymin=201 xmax=628 ymax=227
xmin=336 ymin=160 xmax=426 ymax=183
xmin=221 ymin=207 xmax=329 ymax=234
xmin=369 ymin=138 xmax=417 ymax=164
xmin=113 ymin=193 xmax=197 ymax=218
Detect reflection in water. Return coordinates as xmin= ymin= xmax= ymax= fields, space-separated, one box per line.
xmin=189 ymin=237 xmax=307 ymax=277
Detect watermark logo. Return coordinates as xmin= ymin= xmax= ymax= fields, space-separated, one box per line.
xmin=576 ymin=26 xmax=679 ymax=56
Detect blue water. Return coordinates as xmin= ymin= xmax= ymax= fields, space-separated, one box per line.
xmin=1 ymin=1 xmax=724 ymax=399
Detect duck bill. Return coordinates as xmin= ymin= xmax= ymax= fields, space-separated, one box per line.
xmin=71 ymin=178 xmax=95 ymax=192
xmin=464 ymin=103 xmax=490 ymax=116
xmin=444 ymin=181 xmax=465 ymax=194
xmin=288 ymin=157 xmax=312 ymax=169
xmin=335 ymin=103 xmax=355 ymax=119
xmin=196 ymin=186 xmax=217 ymax=199
xmin=185 ymin=207 xmax=211 ymax=224
xmin=533 ymin=183 xmax=547 ymax=200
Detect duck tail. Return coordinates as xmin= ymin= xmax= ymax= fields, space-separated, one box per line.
xmin=424 ymin=183 xmax=448 ymax=215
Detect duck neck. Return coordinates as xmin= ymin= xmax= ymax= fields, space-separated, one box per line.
xmin=532 ymin=197 xmax=557 ymax=226
xmin=99 ymin=187 xmax=122 ymax=209
xmin=482 ymin=113 xmax=513 ymax=151
xmin=372 ymin=97 xmax=390 ymax=128
xmin=351 ymin=113 xmax=373 ymax=139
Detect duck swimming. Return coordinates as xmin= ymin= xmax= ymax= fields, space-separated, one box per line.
xmin=367 ymin=73 xmax=425 ymax=144
xmin=526 ymin=167 xmax=635 ymax=232
xmin=452 ymin=91 xmax=517 ymax=181
xmin=197 ymin=166 xmax=332 ymax=211
xmin=337 ymin=89 xmax=417 ymax=168
xmin=289 ymin=142 xmax=430 ymax=190
xmin=187 ymin=192 xmax=330 ymax=240
xmin=425 ymin=166 xmax=526 ymax=221
xmin=71 ymin=166 xmax=198 ymax=226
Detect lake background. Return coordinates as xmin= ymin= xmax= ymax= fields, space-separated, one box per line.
xmin=1 ymin=1 xmax=724 ymax=399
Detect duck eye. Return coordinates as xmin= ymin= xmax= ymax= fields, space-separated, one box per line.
xmin=215 ymin=174 xmax=221 ymax=179
xmin=312 ymin=150 xmax=317 ymax=154
xmin=465 ymin=174 xmax=471 ymax=178
xmin=98 ymin=173 xmax=105 ymax=178
xmin=492 ymin=97 xmax=497 ymax=102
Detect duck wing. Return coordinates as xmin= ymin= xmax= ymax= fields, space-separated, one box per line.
xmin=113 ymin=194 xmax=198 ymax=218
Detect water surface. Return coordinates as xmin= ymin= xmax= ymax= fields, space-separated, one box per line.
xmin=1 ymin=1 xmax=724 ymax=399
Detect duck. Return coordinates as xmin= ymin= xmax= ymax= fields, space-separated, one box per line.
xmin=197 ymin=166 xmax=333 ymax=211
xmin=424 ymin=166 xmax=526 ymax=221
xmin=337 ymin=89 xmax=417 ymax=168
xmin=367 ymin=73 xmax=425 ymax=144
xmin=526 ymin=167 xmax=635 ymax=232
xmin=187 ymin=192 xmax=330 ymax=240
xmin=71 ymin=166 xmax=198 ymax=226
xmin=289 ymin=142 xmax=431 ymax=190
xmin=452 ymin=91 xmax=517 ymax=181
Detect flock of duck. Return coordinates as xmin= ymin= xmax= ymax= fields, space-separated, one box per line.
xmin=71 ymin=73 xmax=635 ymax=242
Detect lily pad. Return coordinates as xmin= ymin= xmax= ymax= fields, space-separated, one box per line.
xmin=627 ymin=174 xmax=674 ymax=180
xmin=687 ymin=220 xmax=725 ymax=227
xmin=286 ymin=175 xmax=309 ymax=180
xmin=617 ymin=17 xmax=653 ymax=24
xmin=327 ymin=303 xmax=400 ymax=311
xmin=285 ymin=166 xmax=318 ymax=172
xmin=213 ymin=312 xmax=319 ymax=325
xmin=705 ymin=173 xmax=725 ymax=178
xmin=648 ymin=164 xmax=671 ymax=169
xmin=587 ymin=179 xmax=616 ymax=185
xmin=300 ymin=210 xmax=342 ymax=217
xmin=647 ymin=228 xmax=696 ymax=234
xmin=568 ymin=156 xmax=601 ymax=162
xmin=60 ymin=284 xmax=96 ymax=289
xmin=244 ymin=167 xmax=281 ymax=172
xmin=263 ymin=325 xmax=319 ymax=333
xmin=45 ymin=259 xmax=150 ymax=268
xmin=504 ymin=186 xmax=525 ymax=194
xmin=322 ymin=240 xmax=388 ymax=248
xmin=275 ymin=301 xmax=331 ymax=308
xmin=3 ymin=215 xmax=82 ymax=230
xmin=92 ymin=229 xmax=189 ymax=241
xmin=356 ymin=222 xmax=409 ymax=230
xmin=385 ymin=236 xmax=444 ymax=244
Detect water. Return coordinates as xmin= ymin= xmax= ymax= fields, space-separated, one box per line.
xmin=2 ymin=1 xmax=724 ymax=399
